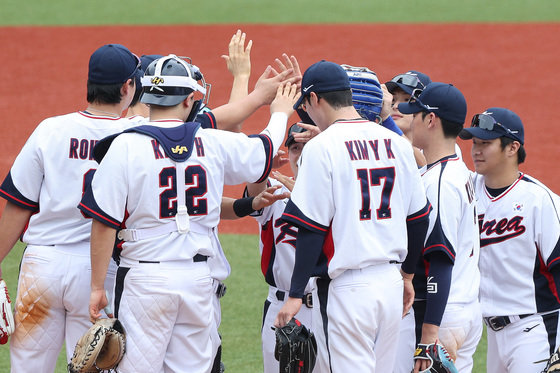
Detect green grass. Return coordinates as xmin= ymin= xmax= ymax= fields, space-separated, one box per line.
xmin=0 ymin=0 xmax=559 ymax=26
xmin=0 ymin=235 xmax=486 ymax=372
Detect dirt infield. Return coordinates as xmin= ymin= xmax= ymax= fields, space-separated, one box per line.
xmin=0 ymin=23 xmax=558 ymax=234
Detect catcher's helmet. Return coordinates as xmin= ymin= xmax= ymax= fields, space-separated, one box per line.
xmin=341 ymin=64 xmax=383 ymax=122
xmin=140 ymin=54 xmax=208 ymax=107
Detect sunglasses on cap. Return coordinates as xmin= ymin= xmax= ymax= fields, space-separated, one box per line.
xmin=125 ymin=53 xmax=142 ymax=80
xmin=288 ymin=124 xmax=308 ymax=136
xmin=471 ymin=113 xmax=523 ymax=143
xmin=391 ymin=73 xmax=425 ymax=89
xmin=407 ymin=88 xmax=438 ymax=112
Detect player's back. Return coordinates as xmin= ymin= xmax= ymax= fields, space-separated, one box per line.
xmin=89 ymin=124 xmax=272 ymax=262
xmin=2 ymin=112 xmax=132 ymax=245
xmin=296 ymin=119 xmax=427 ymax=278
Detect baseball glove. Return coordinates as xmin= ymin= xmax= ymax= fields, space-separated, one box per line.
xmin=542 ymin=345 xmax=560 ymax=373
xmin=413 ymin=342 xmax=458 ymax=373
xmin=0 ymin=279 xmax=15 ymax=345
xmin=274 ymin=317 xmax=317 ymax=373
xmin=68 ymin=318 xmax=126 ymax=373
xmin=341 ymin=64 xmax=383 ymax=122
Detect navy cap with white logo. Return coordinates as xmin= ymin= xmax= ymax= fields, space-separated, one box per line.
xmin=398 ymin=82 xmax=467 ymax=124
xmin=293 ymin=60 xmax=351 ymax=110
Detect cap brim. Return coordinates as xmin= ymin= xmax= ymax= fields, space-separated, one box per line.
xmin=284 ymin=135 xmax=295 ymax=147
xmin=385 ymin=81 xmax=414 ymax=95
xmin=293 ymin=95 xmax=305 ymax=110
xmin=458 ymin=128 xmax=502 ymax=141
xmin=398 ymin=101 xmax=423 ymax=115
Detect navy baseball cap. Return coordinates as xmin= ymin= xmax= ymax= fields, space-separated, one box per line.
xmin=293 ymin=60 xmax=351 ymax=109
xmin=398 ymin=82 xmax=467 ymax=124
xmin=459 ymin=107 xmax=524 ymax=144
xmin=385 ymin=71 xmax=432 ymax=95
xmin=88 ymin=44 xmax=141 ymax=85
xmin=134 ymin=54 xmax=163 ymax=95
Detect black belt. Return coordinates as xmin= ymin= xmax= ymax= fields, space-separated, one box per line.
xmin=484 ymin=314 xmax=532 ymax=331
xmin=275 ymin=290 xmax=313 ymax=308
xmin=138 ymin=254 xmax=208 ymax=264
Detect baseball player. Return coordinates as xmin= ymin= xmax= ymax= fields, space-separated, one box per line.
xmin=398 ymin=83 xmax=482 ymax=372
xmin=459 ymin=107 xmax=560 ymax=373
xmin=384 ymin=71 xmax=432 ymax=137
xmin=243 ymin=123 xmax=313 ymax=373
xmin=81 ymin=54 xmax=299 ymax=373
xmin=0 ymin=44 xmax=140 ymax=372
xmin=274 ymin=60 xmax=431 ymax=372
xmin=383 ymin=70 xmax=432 ymax=169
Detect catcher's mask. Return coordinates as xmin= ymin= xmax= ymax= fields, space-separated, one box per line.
xmin=341 ymin=64 xmax=383 ymax=123
xmin=140 ymin=54 xmax=211 ymax=107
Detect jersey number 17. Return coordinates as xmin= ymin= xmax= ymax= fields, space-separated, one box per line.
xmin=357 ymin=167 xmax=395 ymax=221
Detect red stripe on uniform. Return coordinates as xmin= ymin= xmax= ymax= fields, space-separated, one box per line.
xmin=538 ymin=247 xmax=560 ymax=304
xmin=282 ymin=213 xmax=327 ymax=232
xmin=260 ymin=220 xmax=275 ymax=278
xmin=206 ymin=113 xmax=216 ymax=129
xmin=487 ymin=174 xmax=523 ymax=202
xmin=407 ymin=204 xmax=432 ymax=221
xmin=78 ymin=203 xmax=119 ymax=227
xmin=323 ymin=227 xmax=335 ymax=265
xmin=0 ymin=189 xmax=38 ymax=208
xmin=549 ymin=256 xmax=560 ymax=268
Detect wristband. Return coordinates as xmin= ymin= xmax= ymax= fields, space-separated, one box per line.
xmin=381 ymin=115 xmax=404 ymax=136
xmin=233 ymin=197 xmax=256 ymax=217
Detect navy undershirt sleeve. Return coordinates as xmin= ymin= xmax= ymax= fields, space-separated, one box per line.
xmin=288 ymin=226 xmax=326 ymax=299
xmin=401 ymin=209 xmax=430 ymax=274
xmin=423 ymin=252 xmax=453 ymax=326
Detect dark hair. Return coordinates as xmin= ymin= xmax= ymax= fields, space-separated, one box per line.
xmin=500 ymin=136 xmax=526 ymax=164
xmin=87 ymin=79 xmax=134 ymax=104
xmin=421 ymin=111 xmax=463 ymax=138
xmin=130 ymin=85 xmax=143 ymax=107
xmin=304 ymin=89 xmax=353 ymax=109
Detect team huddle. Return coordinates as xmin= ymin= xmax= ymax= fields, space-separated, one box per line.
xmin=0 ymin=30 xmax=559 ymax=373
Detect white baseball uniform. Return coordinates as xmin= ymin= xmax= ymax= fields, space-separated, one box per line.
xmin=282 ymin=119 xmax=430 ymax=372
xmin=124 ymin=110 xmax=230 ymax=372
xmin=79 ymin=119 xmax=277 ymax=373
xmin=411 ymin=154 xmax=482 ymax=372
xmin=0 ymin=111 xmax=132 ymax=372
xmin=475 ymin=172 xmax=560 ymax=373
xmin=251 ymin=179 xmax=314 ymax=373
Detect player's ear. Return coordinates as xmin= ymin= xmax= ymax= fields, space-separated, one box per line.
xmin=309 ymin=92 xmax=319 ymax=106
xmin=507 ymin=140 xmax=521 ymax=157
xmin=427 ymin=112 xmax=437 ymax=128
xmin=120 ymin=79 xmax=134 ymax=96
xmin=182 ymin=92 xmax=195 ymax=108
